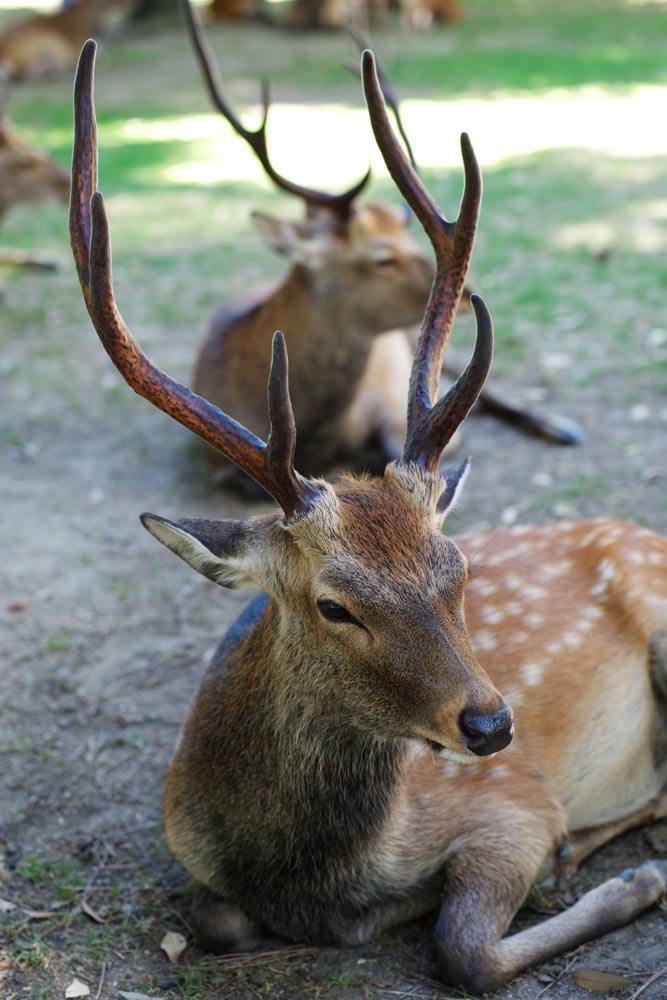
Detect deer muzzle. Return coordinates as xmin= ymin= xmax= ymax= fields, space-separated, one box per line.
xmin=458 ymin=703 xmax=514 ymax=756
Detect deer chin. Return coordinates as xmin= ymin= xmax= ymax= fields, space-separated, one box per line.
xmin=419 ymin=736 xmax=482 ymax=765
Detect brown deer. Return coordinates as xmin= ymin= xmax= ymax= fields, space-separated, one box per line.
xmin=181 ymin=0 xmax=581 ymax=493
xmin=0 ymin=0 xmax=126 ymax=81
xmin=71 ymin=40 xmax=667 ymax=993
xmin=0 ymin=108 xmax=70 ymax=278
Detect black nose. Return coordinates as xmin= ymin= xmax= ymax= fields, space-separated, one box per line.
xmin=459 ymin=704 xmax=513 ymax=756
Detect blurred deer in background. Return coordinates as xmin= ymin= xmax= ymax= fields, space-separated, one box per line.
xmin=0 ymin=101 xmax=70 ymax=282
xmin=71 ymin=40 xmax=667 ymax=993
xmin=181 ymin=0 xmax=580 ymax=493
xmin=0 ymin=0 xmax=127 ymax=81
xmin=287 ymin=0 xmax=461 ymax=30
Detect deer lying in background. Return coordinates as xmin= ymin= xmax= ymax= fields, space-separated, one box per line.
xmin=181 ymin=0 xmax=580 ymax=492
xmin=0 ymin=110 xmax=70 ymax=279
xmin=287 ymin=0 xmax=461 ymax=30
xmin=72 ymin=39 xmax=667 ymax=993
xmin=0 ymin=0 xmax=126 ymax=81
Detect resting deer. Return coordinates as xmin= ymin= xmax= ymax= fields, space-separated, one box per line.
xmin=0 ymin=0 xmax=126 ymax=81
xmin=0 ymin=109 xmax=70 ymax=280
xmin=181 ymin=0 xmax=580 ymax=492
xmin=71 ymin=40 xmax=667 ymax=992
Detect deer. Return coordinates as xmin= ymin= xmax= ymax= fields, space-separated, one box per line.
xmin=0 ymin=107 xmax=70 ymax=280
xmin=71 ymin=38 xmax=667 ymax=993
xmin=0 ymin=0 xmax=127 ymax=82
xmin=180 ymin=0 xmax=581 ymax=494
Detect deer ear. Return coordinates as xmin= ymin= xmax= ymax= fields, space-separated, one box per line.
xmin=434 ymin=458 xmax=471 ymax=528
xmin=252 ymin=211 xmax=329 ymax=268
xmin=140 ymin=513 xmax=258 ymax=589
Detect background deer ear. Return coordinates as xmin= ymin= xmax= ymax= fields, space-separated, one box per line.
xmin=140 ymin=513 xmax=258 ymax=589
xmin=251 ymin=211 xmax=329 ymax=268
xmin=434 ymin=458 xmax=471 ymax=527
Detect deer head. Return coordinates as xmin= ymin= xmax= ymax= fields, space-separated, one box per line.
xmin=70 ymin=39 xmax=511 ymax=760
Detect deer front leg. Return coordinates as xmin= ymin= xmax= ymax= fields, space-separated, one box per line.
xmin=190 ymin=882 xmax=262 ymax=953
xmin=435 ymin=847 xmax=667 ymax=994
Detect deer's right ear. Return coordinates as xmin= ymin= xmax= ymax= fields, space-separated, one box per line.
xmin=140 ymin=513 xmax=258 ymax=589
xmin=252 ymin=211 xmax=329 ymax=268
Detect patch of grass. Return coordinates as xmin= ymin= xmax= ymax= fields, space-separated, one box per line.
xmin=17 ymin=856 xmax=83 ymax=904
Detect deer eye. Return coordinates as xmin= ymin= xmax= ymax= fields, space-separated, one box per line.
xmin=375 ymin=257 xmax=399 ymax=268
xmin=317 ymin=599 xmax=359 ymax=625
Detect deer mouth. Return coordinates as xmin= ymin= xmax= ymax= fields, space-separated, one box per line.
xmin=423 ymin=738 xmax=481 ymax=764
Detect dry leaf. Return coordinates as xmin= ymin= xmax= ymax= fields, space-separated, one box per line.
xmin=160 ymin=929 xmax=187 ymax=964
xmin=118 ymin=992 xmax=164 ymax=1000
xmin=0 ymin=899 xmax=16 ymax=913
xmin=571 ymin=967 xmax=634 ymax=991
xmin=25 ymin=908 xmax=56 ymax=920
xmin=65 ymin=979 xmax=90 ymax=998
xmin=80 ymin=898 xmax=106 ymax=924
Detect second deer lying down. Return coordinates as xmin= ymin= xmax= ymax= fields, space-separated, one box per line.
xmin=71 ymin=41 xmax=667 ymax=994
xmin=0 ymin=110 xmax=70 ymax=281
xmin=181 ymin=0 xmax=581 ymax=491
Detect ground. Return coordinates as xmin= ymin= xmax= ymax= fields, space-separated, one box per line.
xmin=1 ymin=1 xmax=667 ymax=998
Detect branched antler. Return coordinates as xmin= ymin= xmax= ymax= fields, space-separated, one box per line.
xmin=361 ymin=49 xmax=492 ymax=473
xmin=70 ymin=40 xmax=321 ymax=519
xmin=179 ymin=0 xmax=369 ymax=219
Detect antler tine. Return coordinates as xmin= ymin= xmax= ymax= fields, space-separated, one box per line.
xmin=70 ymin=37 xmax=97 ymax=303
xmin=361 ymin=49 xmax=490 ymax=473
xmin=71 ymin=41 xmax=320 ymax=520
xmin=346 ymin=28 xmax=417 ymax=174
xmin=179 ymin=0 xmax=370 ymax=219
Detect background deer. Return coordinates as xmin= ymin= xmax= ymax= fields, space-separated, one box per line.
xmin=0 ymin=105 xmax=70 ymax=280
xmin=181 ymin=0 xmax=581 ymax=492
xmin=0 ymin=0 xmax=127 ymax=81
xmin=71 ymin=40 xmax=667 ymax=994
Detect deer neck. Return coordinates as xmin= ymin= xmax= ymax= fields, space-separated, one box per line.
xmin=189 ymin=602 xmax=408 ymax=931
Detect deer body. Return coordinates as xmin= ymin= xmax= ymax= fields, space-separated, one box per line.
xmin=159 ymin=508 xmax=667 ymax=992
xmin=0 ymin=0 xmax=121 ymax=81
xmin=71 ymin=43 xmax=666 ymax=992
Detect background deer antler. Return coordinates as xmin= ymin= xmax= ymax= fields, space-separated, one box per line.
xmin=179 ymin=0 xmax=370 ymax=219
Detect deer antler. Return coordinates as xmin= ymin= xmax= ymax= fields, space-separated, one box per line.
xmin=70 ymin=40 xmax=321 ymax=520
xmin=179 ymin=0 xmax=370 ymax=220
xmin=361 ymin=49 xmax=492 ymax=473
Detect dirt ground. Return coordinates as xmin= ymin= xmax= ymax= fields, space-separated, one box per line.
xmin=2 ymin=9 xmax=667 ymax=1000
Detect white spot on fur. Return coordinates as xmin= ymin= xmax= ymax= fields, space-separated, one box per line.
xmin=472 ymin=630 xmax=498 ymax=652
xmin=525 ymin=612 xmax=545 ymax=627
xmin=597 ymin=558 xmax=617 ymax=581
xmin=546 ymin=641 xmax=563 ymax=654
xmin=563 ymin=631 xmax=584 ymax=649
xmin=521 ymin=662 xmax=543 ymax=686
xmin=480 ymin=606 xmax=504 ymax=625
xmin=524 ymin=585 xmax=548 ymax=600
xmin=504 ymin=573 xmax=522 ymax=590
xmin=470 ymin=578 xmax=497 ymax=597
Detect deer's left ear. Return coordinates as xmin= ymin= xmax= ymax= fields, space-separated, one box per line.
xmin=434 ymin=458 xmax=470 ymax=528
xmin=140 ymin=513 xmax=260 ymax=589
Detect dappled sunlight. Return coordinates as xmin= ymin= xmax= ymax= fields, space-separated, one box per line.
xmin=109 ymin=82 xmax=667 ymax=191
xmin=557 ymin=198 xmax=667 ymax=253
